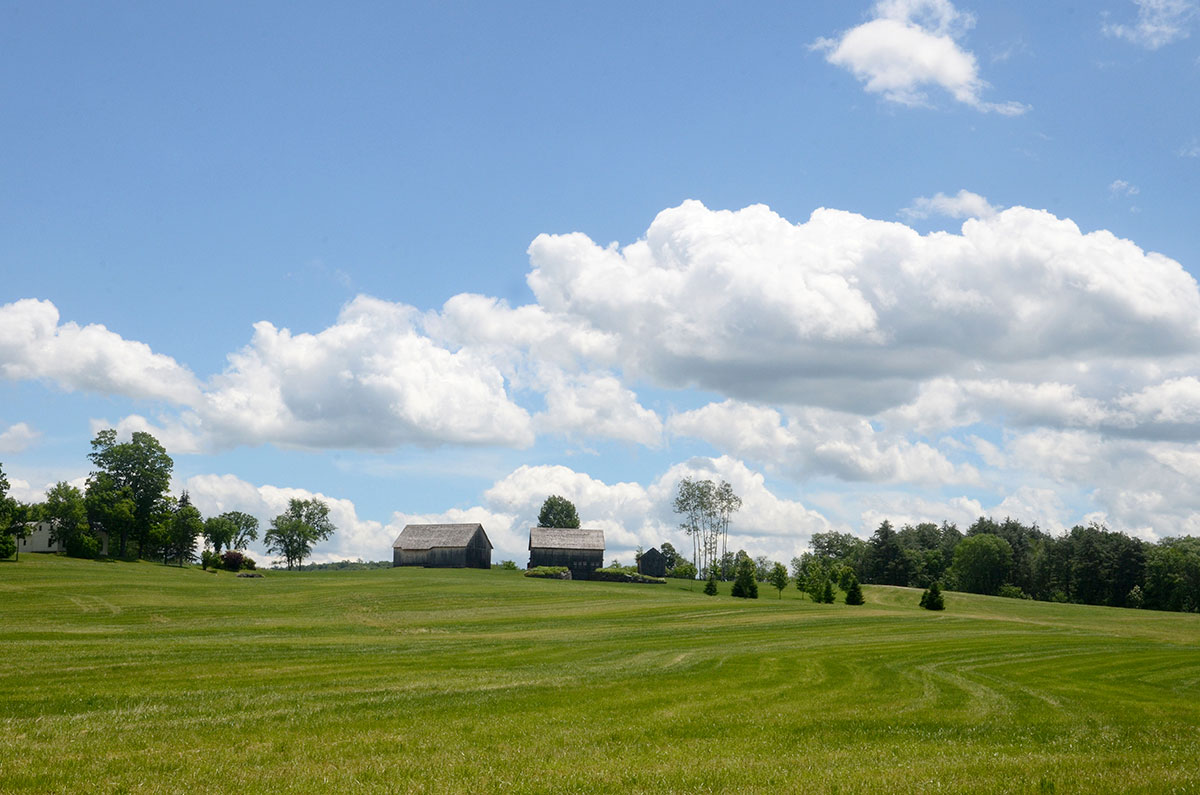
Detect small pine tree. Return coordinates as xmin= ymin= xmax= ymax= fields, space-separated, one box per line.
xmin=844 ymin=574 xmax=864 ymax=605
xmin=821 ymin=579 xmax=835 ymax=604
xmin=920 ymin=580 xmax=945 ymax=611
xmin=704 ymin=572 xmax=719 ymax=596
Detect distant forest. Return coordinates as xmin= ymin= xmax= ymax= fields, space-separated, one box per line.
xmin=793 ymin=519 xmax=1200 ymax=613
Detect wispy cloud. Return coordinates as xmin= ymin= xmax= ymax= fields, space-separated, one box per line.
xmin=1103 ymin=0 xmax=1197 ymax=49
xmin=1109 ymin=179 xmax=1141 ymax=197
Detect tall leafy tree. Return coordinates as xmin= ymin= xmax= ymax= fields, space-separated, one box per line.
xmin=265 ymin=498 xmax=336 ymax=570
xmin=87 ymin=430 xmax=173 ymax=558
xmin=222 ymin=511 xmax=260 ymax=550
xmin=674 ymin=478 xmax=740 ymax=579
xmin=203 ymin=516 xmax=237 ymax=555
xmin=85 ymin=472 xmax=135 ymax=555
xmin=537 ymin=495 xmax=580 ymax=529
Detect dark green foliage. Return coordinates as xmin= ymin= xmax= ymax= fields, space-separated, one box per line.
xmin=524 ymin=566 xmax=570 ymax=579
xmin=821 ymin=579 xmax=835 ymax=604
xmin=920 ymin=581 xmax=945 ymax=610
xmin=844 ymin=574 xmax=864 ymax=605
xmin=998 ymin=584 xmax=1030 ymax=599
xmin=866 ymin=521 xmax=915 ymax=586
xmin=704 ymin=572 xmax=718 ymax=595
xmin=65 ymin=532 xmax=100 ymax=559
xmin=200 ymin=549 xmax=220 ymax=571
xmin=0 ymin=530 xmax=15 ymax=560
xmin=768 ymin=562 xmax=789 ymax=598
xmin=537 ymin=495 xmax=580 ymax=529
xmin=952 ymin=534 xmax=1013 ymax=595
xmin=731 ymin=556 xmax=758 ymax=599
xmin=241 ymin=555 xmax=256 ymax=571
xmin=1143 ymin=538 xmax=1200 ymax=612
xmin=164 ymin=491 xmax=202 ymax=566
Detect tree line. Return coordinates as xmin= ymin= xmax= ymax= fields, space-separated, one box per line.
xmin=0 ymin=430 xmax=337 ymax=570
xmin=793 ymin=518 xmax=1200 ymax=613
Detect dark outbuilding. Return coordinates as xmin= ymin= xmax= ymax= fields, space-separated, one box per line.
xmin=393 ymin=523 xmax=492 ymax=569
xmin=528 ymin=527 xmax=605 ymax=580
xmin=638 ymin=547 xmax=667 ymax=578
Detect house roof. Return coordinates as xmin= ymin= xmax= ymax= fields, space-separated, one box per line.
xmin=528 ymin=527 xmax=605 ymax=551
xmin=393 ymin=523 xmax=491 ymax=550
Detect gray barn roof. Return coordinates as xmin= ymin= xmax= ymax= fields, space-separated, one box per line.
xmin=528 ymin=527 xmax=605 ymax=551
xmin=394 ymin=523 xmax=492 ymax=550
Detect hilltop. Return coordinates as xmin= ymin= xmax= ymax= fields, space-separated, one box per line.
xmin=2 ymin=555 xmax=1198 ymax=793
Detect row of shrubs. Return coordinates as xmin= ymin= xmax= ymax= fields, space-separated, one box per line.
xmin=524 ymin=566 xmax=571 ymax=579
xmin=200 ymin=549 xmax=257 ymax=572
xmin=590 ymin=567 xmax=666 ymax=584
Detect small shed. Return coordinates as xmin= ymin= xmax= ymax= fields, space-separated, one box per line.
xmin=393 ymin=523 xmax=492 ymax=569
xmin=528 ymin=527 xmax=605 ymax=580
xmin=638 ymin=547 xmax=667 ymax=578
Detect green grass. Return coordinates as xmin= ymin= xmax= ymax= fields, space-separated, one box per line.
xmin=2 ymin=555 xmax=1200 ymax=793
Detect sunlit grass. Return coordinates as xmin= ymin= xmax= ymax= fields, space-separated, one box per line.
xmin=2 ymin=555 xmax=1199 ymax=793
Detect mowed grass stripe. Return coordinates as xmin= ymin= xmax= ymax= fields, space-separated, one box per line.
xmin=2 ymin=554 xmax=1200 ymax=793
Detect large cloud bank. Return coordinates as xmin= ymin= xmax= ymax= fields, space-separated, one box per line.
xmin=6 ymin=196 xmax=1200 ymax=540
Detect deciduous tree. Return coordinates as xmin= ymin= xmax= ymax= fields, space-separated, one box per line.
xmin=537 ymin=495 xmax=580 ymax=529
xmin=265 ymin=498 xmax=336 ymax=570
xmin=768 ymin=562 xmax=789 ymax=598
xmin=88 ymin=430 xmax=173 ymax=558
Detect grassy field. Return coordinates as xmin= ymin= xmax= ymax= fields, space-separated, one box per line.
xmin=2 ymin=555 xmax=1199 ymax=794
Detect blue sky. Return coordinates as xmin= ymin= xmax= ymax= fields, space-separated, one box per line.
xmin=3 ymin=0 xmax=1200 ymax=565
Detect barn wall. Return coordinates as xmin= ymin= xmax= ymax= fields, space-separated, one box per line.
xmin=529 ymin=548 xmax=603 ymax=579
xmin=396 ymin=549 xmax=431 ymax=567
xmin=638 ymin=550 xmax=667 ymax=577
xmin=465 ymin=531 xmax=491 ymax=569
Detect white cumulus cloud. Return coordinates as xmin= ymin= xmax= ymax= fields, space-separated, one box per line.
xmin=815 ymin=0 xmax=1027 ymax=114
xmin=527 ymin=200 xmax=1200 ymax=415
xmin=0 ymin=298 xmax=201 ymax=404
xmin=0 ymin=422 xmax=40 ymax=454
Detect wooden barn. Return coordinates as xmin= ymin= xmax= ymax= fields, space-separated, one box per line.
xmin=528 ymin=527 xmax=605 ymax=580
xmin=392 ymin=523 xmax=492 ymax=569
xmin=638 ymin=547 xmax=667 ymax=577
